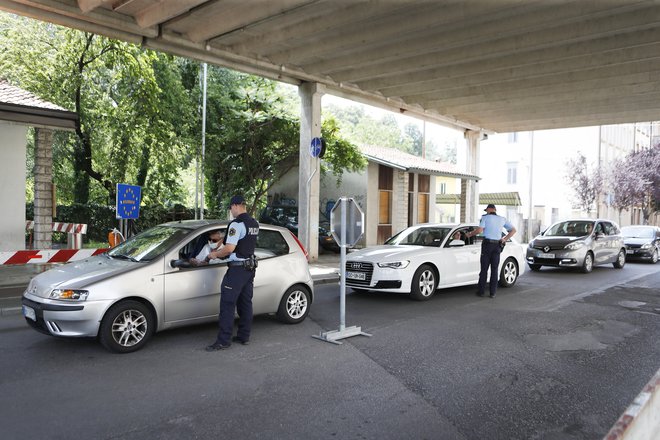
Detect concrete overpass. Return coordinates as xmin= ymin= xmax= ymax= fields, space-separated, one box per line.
xmin=1 ymin=0 xmax=659 ymax=257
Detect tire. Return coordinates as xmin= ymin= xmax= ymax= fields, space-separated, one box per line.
xmin=99 ymin=300 xmax=155 ymax=353
xmin=581 ymin=252 xmax=594 ymax=274
xmin=650 ymin=249 xmax=658 ymax=264
xmin=277 ymin=285 xmax=311 ymax=324
xmin=499 ymin=258 xmax=519 ymax=288
xmin=613 ymin=249 xmax=626 ymax=269
xmin=528 ymin=264 xmax=542 ymax=272
xmin=409 ymin=264 xmax=437 ymax=301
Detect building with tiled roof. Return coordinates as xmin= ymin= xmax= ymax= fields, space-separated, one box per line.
xmin=0 ymin=80 xmax=78 ymax=251
xmin=0 ymin=79 xmax=77 ymax=129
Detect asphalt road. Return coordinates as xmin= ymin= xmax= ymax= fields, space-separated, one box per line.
xmin=1 ymin=262 xmax=659 ymax=440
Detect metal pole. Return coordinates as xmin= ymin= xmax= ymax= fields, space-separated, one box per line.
xmin=200 ymin=62 xmax=207 ymax=220
xmin=528 ymin=131 xmax=534 ymax=242
xmin=339 ymin=197 xmax=347 ymax=331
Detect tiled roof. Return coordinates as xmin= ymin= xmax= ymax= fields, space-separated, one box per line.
xmin=0 ymin=79 xmax=69 ymax=111
xmin=359 ymin=144 xmax=478 ymax=180
xmin=436 ymin=192 xmax=522 ymax=206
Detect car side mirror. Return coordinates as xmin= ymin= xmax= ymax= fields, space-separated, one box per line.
xmin=170 ymin=259 xmax=192 ymax=269
xmin=594 ymin=232 xmax=604 ymax=240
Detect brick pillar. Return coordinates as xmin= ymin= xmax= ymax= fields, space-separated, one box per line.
xmin=392 ymin=170 xmax=409 ymax=233
xmin=33 ymin=128 xmax=54 ymax=249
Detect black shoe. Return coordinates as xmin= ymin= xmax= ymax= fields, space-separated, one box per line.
xmin=231 ymin=336 xmax=249 ymax=346
xmin=205 ymin=342 xmax=230 ymax=351
xmin=489 ymin=294 xmax=496 ymax=298
xmin=476 ymin=291 xmax=485 ymax=297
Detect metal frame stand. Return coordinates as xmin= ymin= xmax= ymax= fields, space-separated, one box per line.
xmin=313 ymin=198 xmax=371 ymax=345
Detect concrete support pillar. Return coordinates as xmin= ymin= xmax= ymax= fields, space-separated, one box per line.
xmin=33 ymin=128 xmax=54 ymax=249
xmin=298 ymin=82 xmax=324 ymax=261
xmin=462 ymin=130 xmax=482 ymax=223
xmin=0 ymin=122 xmax=27 ymax=251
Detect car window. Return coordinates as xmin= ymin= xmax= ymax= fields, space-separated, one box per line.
xmin=109 ymin=225 xmax=192 ymax=262
xmin=603 ymin=222 xmax=619 ymax=235
xmin=256 ymin=229 xmax=289 ymax=257
xmin=445 ymin=228 xmax=476 ymax=247
xmin=386 ymin=227 xmax=451 ymax=246
xmin=622 ymin=226 xmax=654 ymax=239
xmin=544 ymin=221 xmax=594 ymax=237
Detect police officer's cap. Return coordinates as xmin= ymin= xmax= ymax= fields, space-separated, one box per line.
xmin=230 ymin=195 xmax=246 ymax=206
xmin=484 ymin=203 xmax=497 ymax=211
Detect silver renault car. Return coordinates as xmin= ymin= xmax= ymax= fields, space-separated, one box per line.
xmin=526 ymin=219 xmax=626 ymax=273
xmin=22 ymin=220 xmax=313 ymax=353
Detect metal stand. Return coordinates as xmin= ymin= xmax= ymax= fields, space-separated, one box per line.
xmin=313 ymin=198 xmax=371 ymax=345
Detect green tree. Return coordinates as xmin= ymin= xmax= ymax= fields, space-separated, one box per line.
xmin=202 ymin=68 xmax=365 ymax=215
xmin=0 ymin=13 xmax=195 ymax=206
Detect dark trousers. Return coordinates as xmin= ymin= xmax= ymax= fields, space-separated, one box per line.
xmin=478 ymin=240 xmax=501 ymax=295
xmin=216 ymin=266 xmax=255 ymax=345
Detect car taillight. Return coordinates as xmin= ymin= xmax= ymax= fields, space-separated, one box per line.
xmin=290 ymin=231 xmax=309 ymax=260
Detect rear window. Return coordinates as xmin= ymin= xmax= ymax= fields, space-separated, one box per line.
xmin=256 ymin=229 xmax=289 ymax=257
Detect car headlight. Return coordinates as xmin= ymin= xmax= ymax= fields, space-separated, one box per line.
xmin=528 ymin=240 xmax=535 ymax=248
xmin=377 ymin=261 xmax=409 ymax=269
xmin=564 ymin=241 xmax=585 ymax=250
xmin=641 ymin=243 xmax=652 ymax=249
xmin=49 ymin=289 xmax=89 ymax=301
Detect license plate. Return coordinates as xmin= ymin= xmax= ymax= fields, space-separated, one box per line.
xmin=626 ymin=249 xmax=634 ymax=254
xmin=346 ymin=271 xmax=366 ymax=281
xmin=538 ymin=252 xmax=555 ymax=259
xmin=23 ymin=305 xmax=36 ymax=321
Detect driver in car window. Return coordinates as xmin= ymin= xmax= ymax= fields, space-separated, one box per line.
xmin=191 ymin=230 xmax=224 ymax=266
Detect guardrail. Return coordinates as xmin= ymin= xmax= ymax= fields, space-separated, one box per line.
xmin=26 ymin=221 xmax=88 ymax=249
xmin=605 ymin=368 xmax=660 ymax=440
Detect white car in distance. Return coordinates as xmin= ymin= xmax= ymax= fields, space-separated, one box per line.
xmin=345 ymin=223 xmax=526 ymax=300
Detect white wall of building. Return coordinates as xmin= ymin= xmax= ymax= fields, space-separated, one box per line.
xmin=0 ymin=122 xmax=27 ymax=251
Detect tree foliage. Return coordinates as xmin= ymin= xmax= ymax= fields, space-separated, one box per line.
xmin=608 ymin=145 xmax=660 ymax=223
xmin=565 ymin=152 xmax=603 ymax=214
xmin=0 ymin=13 xmax=195 ymax=205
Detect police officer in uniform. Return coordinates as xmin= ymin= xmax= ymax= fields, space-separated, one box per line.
xmin=467 ymin=204 xmax=516 ymax=298
xmin=205 ymin=195 xmax=259 ymax=351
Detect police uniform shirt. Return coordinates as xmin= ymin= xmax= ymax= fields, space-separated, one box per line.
xmin=479 ymin=213 xmax=514 ymax=240
xmin=225 ymin=222 xmax=247 ymax=261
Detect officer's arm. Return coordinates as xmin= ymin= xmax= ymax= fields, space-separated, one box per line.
xmin=468 ymin=226 xmax=484 ymax=238
xmin=208 ymin=243 xmax=235 ymax=260
xmin=501 ymin=227 xmax=517 ymax=242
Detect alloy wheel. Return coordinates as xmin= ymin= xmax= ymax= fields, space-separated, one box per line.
xmin=286 ymin=289 xmax=308 ymax=320
xmin=111 ymin=309 xmax=148 ymax=347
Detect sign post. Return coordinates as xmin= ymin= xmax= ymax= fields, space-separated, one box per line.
xmin=313 ymin=197 xmax=371 ymax=344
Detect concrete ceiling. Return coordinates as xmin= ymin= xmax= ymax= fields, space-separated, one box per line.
xmin=2 ymin=0 xmax=660 ymax=133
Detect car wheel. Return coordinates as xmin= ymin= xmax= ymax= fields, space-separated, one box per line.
xmin=277 ymin=285 xmax=311 ymax=324
xmin=99 ymin=300 xmax=155 ymax=353
xmin=613 ymin=249 xmax=626 ymax=269
xmin=581 ymin=252 xmax=594 ymax=273
xmin=650 ymin=249 xmax=658 ymax=264
xmin=410 ymin=264 xmax=436 ymax=301
xmin=528 ymin=264 xmax=542 ymax=271
xmin=499 ymin=258 xmax=519 ymax=288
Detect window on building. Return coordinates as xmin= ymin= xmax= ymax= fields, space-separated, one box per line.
xmin=417 ymin=174 xmax=430 ymax=223
xmin=508 ymin=132 xmax=518 ymax=143
xmin=507 ymin=162 xmax=518 ymax=184
xmin=378 ymin=165 xmax=393 ymax=225
xmin=439 ymin=182 xmax=447 ymax=194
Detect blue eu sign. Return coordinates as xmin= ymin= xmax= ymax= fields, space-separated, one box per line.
xmin=310 ymin=137 xmax=326 ymax=158
xmin=116 ymin=183 xmax=141 ymax=219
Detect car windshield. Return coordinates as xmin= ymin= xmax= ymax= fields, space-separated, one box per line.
xmin=385 ymin=226 xmax=452 ymax=246
xmin=543 ymin=221 xmax=595 ymax=237
xmin=621 ymin=227 xmax=655 ymax=239
xmin=108 ymin=225 xmax=192 ymax=262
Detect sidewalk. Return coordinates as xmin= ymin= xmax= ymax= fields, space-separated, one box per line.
xmin=0 ymin=253 xmax=341 ymax=316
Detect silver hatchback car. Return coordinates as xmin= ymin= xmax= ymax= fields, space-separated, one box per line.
xmin=22 ymin=220 xmax=313 ymax=353
xmin=526 ymin=219 xmax=626 ymax=273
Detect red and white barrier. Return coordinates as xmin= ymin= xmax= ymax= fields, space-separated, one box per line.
xmin=0 ymin=249 xmax=109 ymax=265
xmin=25 ymin=221 xmax=88 ymax=234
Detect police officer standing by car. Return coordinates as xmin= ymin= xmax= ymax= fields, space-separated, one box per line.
xmin=205 ymin=195 xmax=259 ymax=351
xmin=467 ymin=204 xmax=516 ymax=298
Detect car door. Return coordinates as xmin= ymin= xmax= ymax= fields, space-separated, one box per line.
xmin=592 ymin=222 xmax=611 ymax=264
xmin=163 ymin=231 xmax=228 ymax=323
xmin=443 ymin=227 xmax=480 ymax=285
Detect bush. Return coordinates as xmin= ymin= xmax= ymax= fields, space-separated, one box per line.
xmin=26 ymin=203 xmax=201 ymax=244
